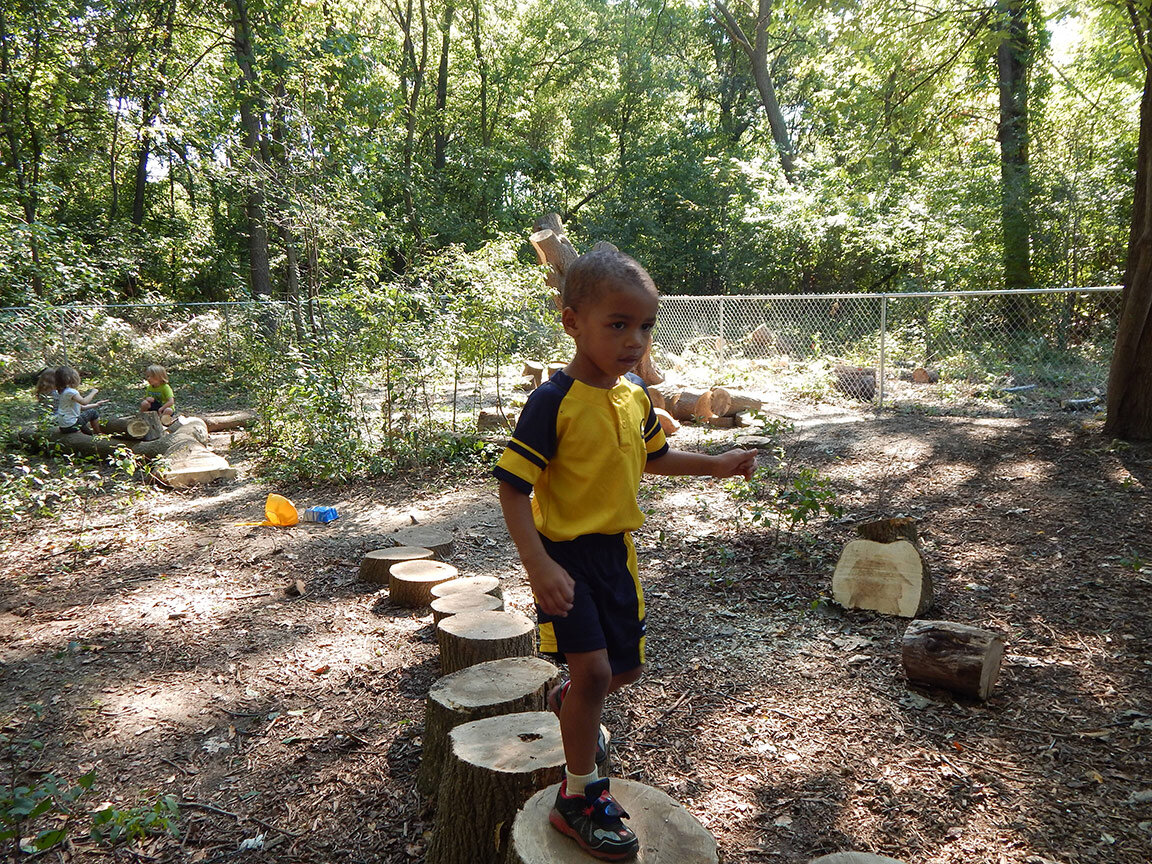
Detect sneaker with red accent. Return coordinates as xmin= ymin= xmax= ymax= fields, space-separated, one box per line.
xmin=548 ymin=679 xmax=608 ymax=764
xmin=549 ymin=777 xmax=639 ymax=861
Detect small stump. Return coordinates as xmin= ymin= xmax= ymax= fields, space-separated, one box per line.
xmin=390 ymin=526 xmax=455 ymax=559
xmin=437 ymin=610 xmax=535 ymax=675
xmin=508 ymin=779 xmax=719 ymax=864
xmin=431 ymin=591 xmax=504 ymax=624
xmin=430 ymin=575 xmax=503 ymax=601
xmin=832 ymin=517 xmax=933 ymax=617
xmin=360 ymin=546 xmax=435 ymax=584
xmin=424 ymin=712 xmax=565 ymax=864
xmin=417 ymin=656 xmax=558 ymax=797
xmin=389 ymin=560 xmax=459 ymax=607
xmin=902 ymin=620 xmax=1005 ymax=700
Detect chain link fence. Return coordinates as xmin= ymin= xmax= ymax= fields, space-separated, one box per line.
xmin=0 ymin=287 xmax=1122 ymax=421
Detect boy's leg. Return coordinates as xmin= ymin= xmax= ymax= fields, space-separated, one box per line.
xmin=558 ymin=649 xmax=613 ymax=778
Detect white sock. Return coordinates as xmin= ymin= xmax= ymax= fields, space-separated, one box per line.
xmin=565 ymin=767 xmax=598 ymax=795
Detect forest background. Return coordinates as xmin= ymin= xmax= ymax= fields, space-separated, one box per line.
xmin=0 ymin=0 xmax=1146 ymax=476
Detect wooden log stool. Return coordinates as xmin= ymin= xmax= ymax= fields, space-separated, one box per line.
xmin=424 ymin=712 xmax=565 ymax=864
xmin=388 ymin=560 xmax=459 ymax=608
xmin=391 ymin=525 xmax=455 ymax=559
xmin=832 ymin=517 xmax=933 ymax=617
xmin=359 ymin=546 xmax=435 ymax=584
xmin=417 ymin=656 xmax=559 ymax=796
xmin=429 ymin=574 xmax=503 ymax=601
xmin=902 ymin=620 xmax=1005 ymax=700
xmin=436 ymin=610 xmax=535 ymax=675
xmin=431 ymin=591 xmax=504 ymax=624
xmin=507 ymin=779 xmax=719 ymax=864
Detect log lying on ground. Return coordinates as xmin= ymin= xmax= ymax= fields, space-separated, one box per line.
xmin=360 ymin=546 xmax=435 ymax=584
xmin=103 ymin=409 xmax=257 ymax=435
xmin=388 ymin=560 xmax=459 ymax=607
xmin=436 ymin=610 xmax=535 ymax=675
xmin=425 ymin=712 xmax=565 ymax=864
xmin=901 ymin=620 xmax=1005 ymax=700
xmin=103 ymin=412 xmax=163 ymax=440
xmin=508 ymin=779 xmax=720 ymax=864
xmin=835 ymin=365 xmax=876 ymax=401
xmin=832 ymin=517 xmax=933 ymax=617
xmin=809 ymin=855 xmax=906 ymax=864
xmin=416 ymin=656 xmax=558 ymax=797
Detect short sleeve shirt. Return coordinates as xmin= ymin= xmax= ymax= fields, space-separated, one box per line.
xmin=494 ymin=371 xmax=668 ymax=542
xmin=147 ymin=383 xmax=174 ymax=405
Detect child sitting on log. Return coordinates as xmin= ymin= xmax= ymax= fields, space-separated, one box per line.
xmin=54 ymin=366 xmax=108 ymax=435
xmin=140 ymin=364 xmax=175 ymax=421
xmin=495 ymin=249 xmax=754 ymax=861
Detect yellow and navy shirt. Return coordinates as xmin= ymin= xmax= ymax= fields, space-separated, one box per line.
xmin=494 ymin=371 xmax=668 ymax=542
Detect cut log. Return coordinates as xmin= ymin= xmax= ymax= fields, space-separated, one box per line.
xmin=835 ymin=365 xmax=876 ymax=401
xmin=911 ymin=367 xmax=939 ymax=384
xmin=709 ymin=386 xmax=733 ymax=417
xmin=390 ymin=526 xmax=454 ymax=559
xmin=546 ymin=362 xmax=566 ymax=380
xmin=631 ymin=350 xmax=665 ymax=386
xmin=522 ymin=361 xmax=544 ymax=390
xmin=726 ymin=390 xmax=764 ymax=414
xmin=416 ymin=656 xmax=558 ymax=797
xmin=654 ymin=406 xmax=679 ymax=436
xmin=832 ymin=539 xmax=931 ymax=617
xmin=425 ymin=712 xmax=565 ymax=864
xmin=705 ymin=415 xmax=736 ymax=428
xmin=431 ymin=592 xmax=504 ymax=624
xmin=388 ymin=560 xmax=460 ymax=607
xmin=669 ymin=388 xmax=714 ymax=421
xmin=430 ymin=575 xmax=503 ymax=600
xmin=647 ymin=386 xmax=665 ymax=411
xmin=436 ymin=610 xmax=535 ymax=675
xmin=856 ymin=516 xmax=922 ymax=545
xmin=134 ymin=411 xmax=165 ymax=442
xmin=902 ymin=620 xmax=1005 ymax=701
xmin=809 ymin=855 xmax=906 ymax=864
xmin=360 ymin=546 xmax=435 ymax=584
xmin=508 ymin=779 xmax=719 ymax=864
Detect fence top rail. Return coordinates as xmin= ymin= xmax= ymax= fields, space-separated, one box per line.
xmin=659 ymin=286 xmax=1122 ymax=302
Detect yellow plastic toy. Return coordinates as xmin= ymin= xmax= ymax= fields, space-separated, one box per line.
xmin=239 ymin=493 xmax=299 ymax=527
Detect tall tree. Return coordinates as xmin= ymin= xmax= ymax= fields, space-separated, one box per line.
xmin=1105 ymin=2 xmax=1152 ymax=440
xmin=994 ymin=0 xmax=1033 ymax=294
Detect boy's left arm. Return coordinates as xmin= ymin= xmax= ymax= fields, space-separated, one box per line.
xmin=644 ymin=448 xmax=755 ymax=480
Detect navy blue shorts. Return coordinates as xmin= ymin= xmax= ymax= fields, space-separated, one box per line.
xmin=537 ymin=532 xmax=646 ymax=675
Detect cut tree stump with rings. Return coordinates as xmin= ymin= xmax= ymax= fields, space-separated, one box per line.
xmin=388 ymin=560 xmax=459 ymax=607
xmin=359 ymin=546 xmax=434 ymax=584
xmin=430 ymin=591 xmax=504 ymax=624
xmin=429 ymin=575 xmax=503 ymax=601
xmin=436 ymin=610 xmax=535 ymax=675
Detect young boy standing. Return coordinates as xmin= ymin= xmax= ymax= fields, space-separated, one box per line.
xmin=495 ymin=250 xmax=755 ymax=860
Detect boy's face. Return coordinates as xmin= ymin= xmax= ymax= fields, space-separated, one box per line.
xmin=562 ymin=282 xmax=658 ymax=388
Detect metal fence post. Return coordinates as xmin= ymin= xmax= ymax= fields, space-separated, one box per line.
xmin=718 ymin=296 xmax=726 ymax=371
xmin=878 ymin=295 xmax=887 ymax=412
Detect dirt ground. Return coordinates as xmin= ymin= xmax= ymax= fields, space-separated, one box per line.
xmin=1 ymin=397 xmax=1150 ymax=864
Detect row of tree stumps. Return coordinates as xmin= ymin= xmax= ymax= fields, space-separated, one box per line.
xmin=360 ymin=530 xmax=722 ymax=864
xmin=832 ymin=517 xmax=1006 ymax=701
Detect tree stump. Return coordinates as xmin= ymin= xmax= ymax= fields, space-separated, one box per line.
xmin=437 ymin=610 xmax=535 ymax=675
xmin=647 ymin=386 xmax=666 ymax=411
xmin=654 ymin=407 xmax=679 ymax=436
xmin=431 ymin=592 xmax=504 ymax=624
xmin=389 ymin=560 xmax=460 ymax=607
xmin=832 ymin=518 xmax=933 ymax=617
xmin=507 ymin=779 xmax=719 ymax=864
xmin=726 ymin=390 xmax=764 ymax=414
xmin=522 ymin=361 xmax=544 ymax=390
xmin=390 ymin=526 xmax=454 ymax=558
xmin=417 ymin=656 xmax=559 ymax=796
xmin=360 ymin=546 xmax=435 ymax=584
xmin=834 ymin=365 xmax=876 ymax=401
xmin=809 ymin=854 xmax=906 ymax=864
xmin=424 ymin=712 xmax=565 ymax=864
xmin=430 ymin=575 xmax=503 ymax=601
xmin=669 ymin=388 xmax=714 ymax=421
xmin=902 ymin=620 xmax=1005 ymax=700
xmin=709 ymin=386 xmax=733 ymax=417
xmin=129 ymin=411 xmax=166 ymax=442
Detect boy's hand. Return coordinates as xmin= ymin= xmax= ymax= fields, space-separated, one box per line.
xmin=712 ymin=447 xmax=756 ymax=480
xmin=525 ymin=555 xmax=575 ymax=617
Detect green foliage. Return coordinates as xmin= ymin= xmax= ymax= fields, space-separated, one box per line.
xmin=90 ymin=795 xmax=181 ymax=846
xmin=723 ymin=416 xmax=842 ymax=543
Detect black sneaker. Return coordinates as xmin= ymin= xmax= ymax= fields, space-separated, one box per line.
xmin=548 ymin=679 xmax=608 ymax=764
xmin=549 ymin=777 xmax=639 ymax=861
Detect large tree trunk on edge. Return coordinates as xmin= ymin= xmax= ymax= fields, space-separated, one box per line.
xmin=995 ymin=0 xmax=1033 ymax=321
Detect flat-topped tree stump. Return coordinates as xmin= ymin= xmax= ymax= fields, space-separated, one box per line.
xmin=425 ymin=712 xmax=565 ymax=864
xmin=360 ymin=546 xmax=434 ymax=584
xmin=431 ymin=592 xmax=504 ymax=624
xmin=437 ymin=610 xmax=535 ymax=675
xmin=902 ymin=620 xmax=1005 ymax=701
xmin=388 ymin=560 xmax=459 ymax=607
xmin=430 ymin=575 xmax=503 ymax=601
xmin=508 ymin=779 xmax=719 ymax=864
xmin=390 ymin=526 xmax=454 ymax=559
xmin=417 ymin=656 xmax=559 ymax=797
xmin=832 ymin=517 xmax=933 ymax=617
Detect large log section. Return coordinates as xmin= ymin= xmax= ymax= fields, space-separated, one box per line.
xmin=508 ymin=779 xmax=720 ymax=864
xmin=832 ymin=517 xmax=933 ymax=617
xmin=436 ymin=610 xmax=535 ymax=675
xmin=901 ymin=620 xmax=1005 ymax=701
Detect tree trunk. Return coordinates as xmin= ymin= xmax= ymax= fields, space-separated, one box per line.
xmin=388 ymin=560 xmax=460 ymax=607
xmin=436 ymin=610 xmax=535 ymax=675
xmin=1106 ymin=37 xmax=1152 ymax=440
xmin=416 ymin=656 xmax=557 ymax=797
xmin=995 ymin=0 xmax=1032 ymax=304
xmin=433 ymin=3 xmax=454 ymax=172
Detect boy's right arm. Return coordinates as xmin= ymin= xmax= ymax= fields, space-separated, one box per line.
xmin=497 ymin=480 xmax=575 ymax=617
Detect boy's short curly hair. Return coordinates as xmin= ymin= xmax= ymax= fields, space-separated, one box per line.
xmin=562 ymin=249 xmax=658 ymax=310
xmin=145 ymin=364 xmax=169 ymax=383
